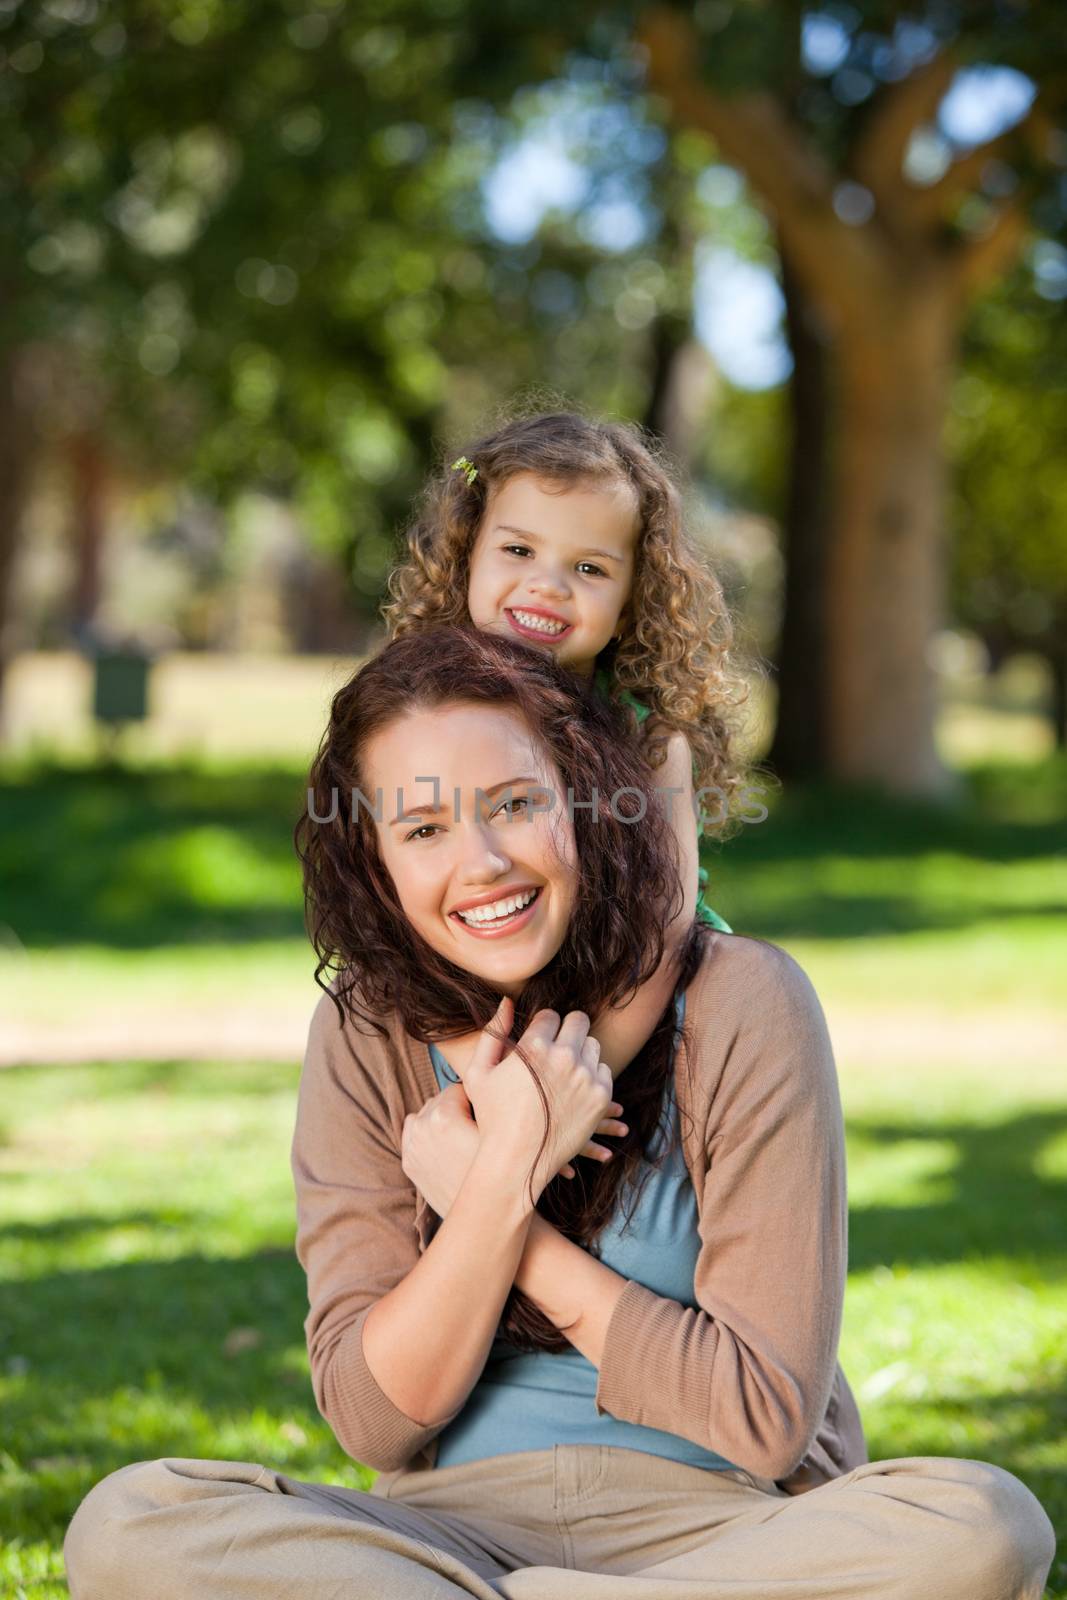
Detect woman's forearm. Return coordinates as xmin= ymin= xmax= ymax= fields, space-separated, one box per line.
xmin=362 ymin=1146 xmax=535 ymax=1426
xmin=514 ymin=1214 xmax=627 ymax=1366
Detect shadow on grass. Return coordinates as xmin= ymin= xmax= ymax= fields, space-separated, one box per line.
xmin=8 ymin=1058 xmax=305 ymax=1102
xmin=0 ymin=760 xmax=309 ymax=950
xmin=1 ymin=753 xmax=1065 ymax=952
xmin=0 ymin=1209 xmax=197 ymax=1245
xmin=2 ymin=1245 xmax=330 ymax=1544
xmin=847 ymin=1109 xmax=1067 ymax=1271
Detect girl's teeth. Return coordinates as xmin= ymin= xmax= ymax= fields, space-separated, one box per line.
xmin=513 ymin=611 xmax=565 ymax=635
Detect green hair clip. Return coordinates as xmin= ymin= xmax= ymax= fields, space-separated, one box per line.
xmin=451 ymin=455 xmax=478 ymax=486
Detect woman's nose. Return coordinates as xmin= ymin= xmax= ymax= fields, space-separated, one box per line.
xmin=456 ymin=825 xmax=511 ymax=882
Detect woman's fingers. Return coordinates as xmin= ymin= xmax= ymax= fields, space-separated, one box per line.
xmin=556 ymin=1121 xmax=628 ymax=1178
xmin=553 ymin=1009 xmax=592 ymax=1056
xmin=467 ymin=994 xmax=514 ymax=1077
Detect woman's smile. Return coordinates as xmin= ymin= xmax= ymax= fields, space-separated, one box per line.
xmin=449 ymin=885 xmax=543 ymax=938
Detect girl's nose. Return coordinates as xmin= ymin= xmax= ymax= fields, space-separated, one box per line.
xmin=527 ymin=565 xmax=571 ymax=600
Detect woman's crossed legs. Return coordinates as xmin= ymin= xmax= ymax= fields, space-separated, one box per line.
xmin=64 ymin=1444 xmax=1055 ymax=1600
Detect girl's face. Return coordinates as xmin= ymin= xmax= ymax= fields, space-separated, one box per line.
xmin=466 ymin=472 xmax=638 ymax=678
xmin=365 ymin=702 xmax=578 ymax=996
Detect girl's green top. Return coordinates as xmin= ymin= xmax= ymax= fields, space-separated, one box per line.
xmin=593 ymin=667 xmax=732 ymax=934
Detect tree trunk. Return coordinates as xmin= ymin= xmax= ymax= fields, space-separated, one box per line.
xmin=68 ymin=432 xmax=108 ymax=641
xmin=643 ymin=309 xmax=684 ymax=443
xmin=0 ymin=349 xmax=30 ymax=738
xmin=824 ymin=281 xmax=964 ymax=800
xmin=1048 ymin=629 xmax=1067 ymax=752
xmin=767 ymin=245 xmax=831 ymax=783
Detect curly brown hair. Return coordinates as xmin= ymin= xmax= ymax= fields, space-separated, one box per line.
xmin=294 ymin=623 xmax=711 ymax=1351
xmin=381 ymin=408 xmax=772 ymax=840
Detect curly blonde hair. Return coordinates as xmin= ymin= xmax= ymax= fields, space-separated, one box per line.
xmin=382 ymin=409 xmax=771 ymax=839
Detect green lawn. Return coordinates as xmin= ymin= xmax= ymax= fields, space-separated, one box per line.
xmin=1 ymin=740 xmax=1065 ymax=1596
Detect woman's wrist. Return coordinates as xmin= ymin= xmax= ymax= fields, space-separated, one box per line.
xmin=515 ymin=1214 xmax=629 ymax=1359
xmin=467 ymin=1141 xmax=540 ymax=1222
xmin=515 ymin=1214 xmax=581 ymax=1327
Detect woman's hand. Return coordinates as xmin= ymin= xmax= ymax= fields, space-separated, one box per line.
xmin=402 ymin=1077 xmax=629 ymax=1218
xmin=464 ymin=995 xmax=617 ymax=1205
xmin=401 ymin=1082 xmax=481 ymax=1220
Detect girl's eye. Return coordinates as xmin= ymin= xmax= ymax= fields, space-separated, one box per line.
xmin=503 ymin=545 xmax=605 ymax=578
xmin=404 ymin=824 xmax=441 ymax=843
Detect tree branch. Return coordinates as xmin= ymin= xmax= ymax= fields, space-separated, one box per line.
xmin=640 ymin=7 xmax=834 ymax=218
xmin=638 ymin=4 xmax=882 ymax=327
xmin=952 ymin=200 xmax=1029 ymax=299
xmin=852 ymin=51 xmax=957 ymax=224
xmin=909 ymin=103 xmax=1044 ymax=231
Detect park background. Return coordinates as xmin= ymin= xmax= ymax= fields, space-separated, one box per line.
xmin=0 ymin=2 xmax=1065 ymax=1595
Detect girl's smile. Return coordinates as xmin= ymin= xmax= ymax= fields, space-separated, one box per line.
xmin=503 ymin=607 xmax=576 ymax=646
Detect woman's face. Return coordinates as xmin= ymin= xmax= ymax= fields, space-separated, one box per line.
xmin=364 ymin=702 xmax=578 ymax=995
xmin=466 ymin=472 xmax=638 ymax=679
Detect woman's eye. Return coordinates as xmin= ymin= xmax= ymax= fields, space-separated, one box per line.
xmin=494 ymin=796 xmax=530 ymax=821
xmin=404 ymin=824 xmax=440 ymax=843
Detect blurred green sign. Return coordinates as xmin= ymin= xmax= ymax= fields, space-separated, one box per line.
xmin=92 ymin=651 xmax=151 ymax=725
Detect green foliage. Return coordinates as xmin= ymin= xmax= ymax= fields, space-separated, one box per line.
xmin=949 ymin=265 xmax=1067 ymax=655
xmin=3 ymin=0 xmax=702 ymax=607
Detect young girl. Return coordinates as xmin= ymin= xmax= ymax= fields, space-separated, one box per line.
xmin=382 ymin=409 xmax=769 ymax=946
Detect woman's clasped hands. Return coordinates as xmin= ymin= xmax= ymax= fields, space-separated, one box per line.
xmin=400 ymin=994 xmax=628 ymax=1219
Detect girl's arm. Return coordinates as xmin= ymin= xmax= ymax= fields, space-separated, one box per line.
xmin=588 ymin=731 xmax=700 ymax=1073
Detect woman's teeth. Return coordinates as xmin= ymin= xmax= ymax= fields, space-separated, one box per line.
xmin=510 ymin=610 xmax=567 ymax=635
xmin=456 ymin=888 xmax=538 ymax=926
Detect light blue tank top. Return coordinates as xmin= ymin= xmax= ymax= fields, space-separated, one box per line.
xmin=428 ymin=991 xmax=739 ymax=1473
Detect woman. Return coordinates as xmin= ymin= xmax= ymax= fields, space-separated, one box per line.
xmin=64 ymin=627 xmax=1055 ymax=1599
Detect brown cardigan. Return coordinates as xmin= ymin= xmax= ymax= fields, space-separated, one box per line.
xmin=290 ymin=930 xmax=868 ymax=1493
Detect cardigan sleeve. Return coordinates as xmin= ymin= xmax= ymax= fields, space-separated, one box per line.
xmin=594 ymin=939 xmax=848 ymax=1483
xmin=291 ymin=990 xmax=462 ymax=1472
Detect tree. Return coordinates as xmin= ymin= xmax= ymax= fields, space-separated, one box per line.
xmin=0 ymin=1 xmax=683 ymax=718
xmin=639 ymin=1 xmax=1067 ymax=797
xmin=950 ymin=264 xmax=1067 ymax=747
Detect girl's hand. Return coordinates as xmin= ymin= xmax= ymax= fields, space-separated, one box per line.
xmin=464 ymin=996 xmax=616 ymax=1204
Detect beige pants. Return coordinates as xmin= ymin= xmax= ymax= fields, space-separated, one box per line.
xmin=64 ymin=1444 xmax=1055 ymax=1600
